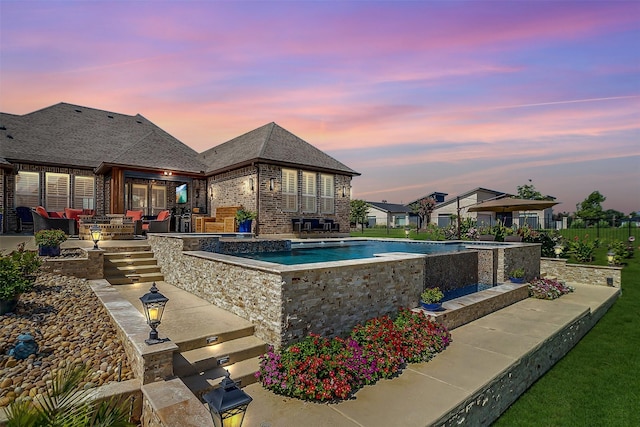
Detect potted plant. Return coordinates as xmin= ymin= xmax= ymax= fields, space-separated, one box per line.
xmin=0 ymin=244 xmax=41 ymax=315
xmin=420 ymin=287 xmax=444 ymax=311
xmin=34 ymin=229 xmax=68 ymax=257
xmin=509 ymin=268 xmax=526 ymax=283
xmin=235 ymin=209 xmax=257 ymax=233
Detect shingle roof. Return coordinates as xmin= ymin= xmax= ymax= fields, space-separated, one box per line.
xmin=198 ymin=122 xmax=359 ymax=176
xmin=367 ymin=201 xmax=411 ymax=213
xmin=0 ymin=103 xmax=208 ymax=174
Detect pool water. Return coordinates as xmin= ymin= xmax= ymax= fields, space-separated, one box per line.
xmin=442 ymin=283 xmax=493 ymax=302
xmin=235 ymin=240 xmax=468 ymax=265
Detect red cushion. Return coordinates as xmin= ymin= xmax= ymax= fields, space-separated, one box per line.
xmin=156 ymin=210 xmax=170 ymax=221
xmin=49 ymin=211 xmax=62 ymax=218
xmin=126 ymin=210 xmax=143 ymax=221
xmin=64 ymin=208 xmax=83 ymax=221
xmin=82 ymin=209 xmax=95 ymax=216
xmin=35 ymin=206 xmax=49 ymax=218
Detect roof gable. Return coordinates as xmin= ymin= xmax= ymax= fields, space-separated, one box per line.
xmin=367 ymin=201 xmax=410 ymax=213
xmin=198 ymin=122 xmax=359 ymax=176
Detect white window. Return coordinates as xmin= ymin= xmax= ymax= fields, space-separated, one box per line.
xmin=45 ymin=172 xmax=70 ymax=211
xmin=15 ymin=171 xmax=40 ymax=207
xmin=302 ymin=171 xmax=317 ymax=213
xmin=73 ymin=176 xmax=95 ymax=209
xmin=151 ymin=185 xmax=167 ymax=215
xmin=282 ymin=169 xmax=297 ymax=212
xmin=131 ymin=184 xmax=148 ymax=212
xmin=320 ymin=174 xmax=334 ymax=214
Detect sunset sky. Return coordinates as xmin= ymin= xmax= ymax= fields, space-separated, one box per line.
xmin=1 ymin=1 xmax=639 ymax=214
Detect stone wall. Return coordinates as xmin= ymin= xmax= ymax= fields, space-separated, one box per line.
xmin=90 ymin=280 xmax=178 ymax=385
xmin=40 ymin=248 xmax=104 ymax=279
xmin=424 ymin=251 xmax=478 ymax=291
xmin=475 ymin=247 xmax=498 ymax=285
xmin=540 ymin=258 xmax=622 ymax=287
xmin=279 ymin=256 xmax=425 ymax=345
xmin=498 ymin=244 xmax=541 ymax=282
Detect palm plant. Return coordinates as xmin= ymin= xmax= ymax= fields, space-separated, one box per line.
xmin=6 ymin=364 xmax=134 ymax=427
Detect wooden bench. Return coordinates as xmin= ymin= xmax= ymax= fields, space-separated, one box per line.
xmin=203 ymin=206 xmax=241 ymax=233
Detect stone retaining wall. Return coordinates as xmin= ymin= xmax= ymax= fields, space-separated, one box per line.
xmin=540 ymin=258 xmax=622 ymax=287
xmin=40 ymin=248 xmax=103 ymax=279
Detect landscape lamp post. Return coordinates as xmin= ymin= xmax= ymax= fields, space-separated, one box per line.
xmin=405 ymin=228 xmax=410 ymax=238
xmin=90 ymin=224 xmax=102 ymax=250
xmin=553 ymin=244 xmax=563 ymax=258
xmin=139 ymin=283 xmax=169 ymax=345
xmin=203 ymin=372 xmax=252 ymax=427
xmin=607 ymin=251 xmax=615 ymax=266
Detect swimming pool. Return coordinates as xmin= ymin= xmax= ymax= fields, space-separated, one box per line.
xmin=235 ymin=239 xmax=471 ymax=265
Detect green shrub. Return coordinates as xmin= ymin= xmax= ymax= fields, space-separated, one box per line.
xmin=568 ymin=235 xmax=600 ymax=262
xmin=0 ymin=244 xmax=41 ymax=300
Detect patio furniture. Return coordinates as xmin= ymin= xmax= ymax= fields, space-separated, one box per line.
xmin=32 ymin=207 xmax=77 ymax=235
xmin=504 ymin=235 xmax=523 ymax=242
xmin=15 ymin=206 xmax=34 ymax=232
xmin=478 ymin=235 xmax=496 ymax=241
xmin=142 ymin=210 xmax=171 ymax=233
xmin=323 ymin=219 xmax=340 ymax=232
xmin=203 ymin=206 xmax=240 ymax=233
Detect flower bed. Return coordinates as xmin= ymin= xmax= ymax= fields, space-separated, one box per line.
xmin=256 ymin=309 xmax=452 ymax=402
xmin=528 ymin=278 xmax=574 ymax=300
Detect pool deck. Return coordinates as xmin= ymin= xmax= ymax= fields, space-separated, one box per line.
xmin=0 ymin=235 xmax=620 ymax=426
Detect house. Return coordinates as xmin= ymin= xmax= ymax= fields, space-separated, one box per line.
xmin=366 ymin=201 xmax=411 ymax=228
xmin=197 ymin=122 xmax=359 ymax=235
xmin=431 ymin=187 xmax=511 ymax=227
xmin=406 ymin=191 xmax=448 ymax=227
xmin=0 ymin=103 xmax=359 ymax=235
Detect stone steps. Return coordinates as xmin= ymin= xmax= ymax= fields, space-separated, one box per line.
xmin=104 ymin=249 xmax=165 ymax=285
xmin=174 ymin=335 xmax=267 ymax=377
xmin=180 ymin=356 xmax=262 ymax=400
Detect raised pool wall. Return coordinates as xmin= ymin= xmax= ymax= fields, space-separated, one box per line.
xmin=148 ymin=235 xmax=540 ymax=348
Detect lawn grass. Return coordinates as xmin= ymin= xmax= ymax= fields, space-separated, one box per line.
xmin=349 ymin=227 xmax=639 ymax=425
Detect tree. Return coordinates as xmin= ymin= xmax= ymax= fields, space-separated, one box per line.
xmin=350 ymin=199 xmax=369 ymax=233
xmin=409 ymin=197 xmax=436 ymax=230
xmin=516 ymin=182 xmax=545 ymax=200
xmin=576 ymin=191 xmax=606 ymax=220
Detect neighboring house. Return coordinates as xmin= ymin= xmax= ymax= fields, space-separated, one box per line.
xmin=406 ymin=191 xmax=448 ymax=227
xmin=431 ymin=187 xmax=511 ymax=227
xmin=366 ymin=201 xmax=411 ymax=227
xmin=0 ymin=103 xmax=359 ymax=235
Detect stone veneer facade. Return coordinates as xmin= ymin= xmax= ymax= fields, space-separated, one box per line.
xmin=148 ymin=235 xmax=541 ymax=348
xmin=540 ymin=258 xmax=622 ymax=287
xmin=40 ymin=248 xmax=104 ymax=279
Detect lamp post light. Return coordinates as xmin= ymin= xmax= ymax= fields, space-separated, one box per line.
xmin=90 ymin=224 xmax=102 ymax=250
xmin=203 ymin=372 xmax=252 ymax=427
xmin=405 ymin=228 xmax=410 ymax=239
xmin=607 ymin=251 xmax=615 ymax=266
xmin=139 ymin=283 xmax=169 ymax=345
xmin=553 ymin=244 xmax=563 ymax=259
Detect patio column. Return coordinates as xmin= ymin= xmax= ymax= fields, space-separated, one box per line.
xmin=110 ymin=167 xmax=125 ymax=214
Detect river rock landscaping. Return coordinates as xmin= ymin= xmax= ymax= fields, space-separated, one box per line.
xmin=0 ymin=273 xmax=133 ymax=408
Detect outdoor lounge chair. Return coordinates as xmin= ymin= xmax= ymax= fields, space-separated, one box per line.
xmin=142 ymin=210 xmax=171 ymax=233
xmin=16 ymin=206 xmax=34 ymax=232
xmin=31 ymin=207 xmax=77 ymax=235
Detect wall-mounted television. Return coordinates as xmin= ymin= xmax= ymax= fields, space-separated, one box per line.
xmin=176 ymin=183 xmax=188 ymax=204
